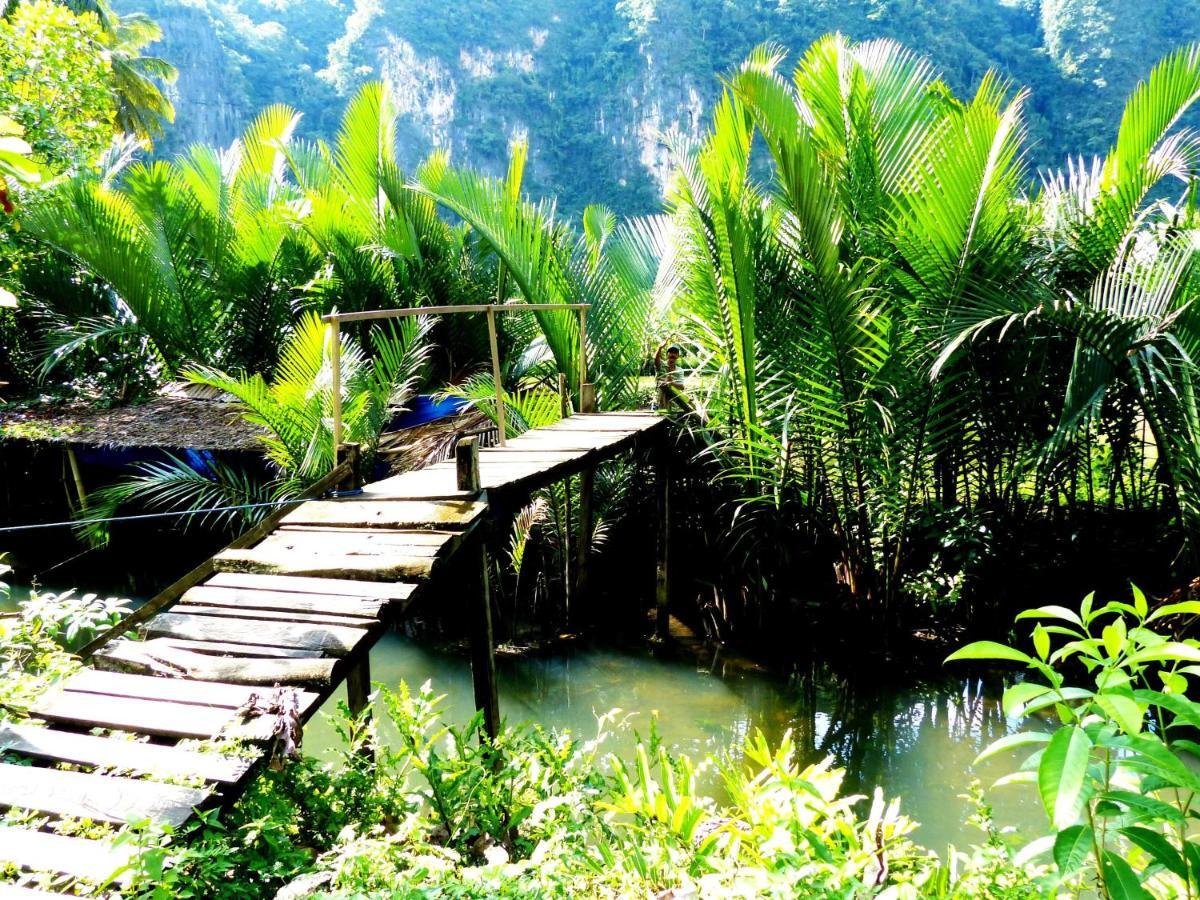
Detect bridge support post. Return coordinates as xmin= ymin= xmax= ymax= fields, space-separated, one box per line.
xmin=655 ymin=437 xmax=671 ymax=641
xmin=336 ymin=442 xmax=363 ymax=493
xmin=458 ymin=438 xmax=500 ymax=739
xmin=346 ymin=653 xmax=374 ymax=760
xmin=575 ymin=384 xmax=597 ymax=618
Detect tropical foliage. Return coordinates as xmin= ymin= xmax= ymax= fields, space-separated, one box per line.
xmin=45 ymin=680 xmax=1036 ymax=899
xmin=949 ymin=588 xmax=1200 ymax=898
xmin=653 ymin=35 xmax=1200 ymax=633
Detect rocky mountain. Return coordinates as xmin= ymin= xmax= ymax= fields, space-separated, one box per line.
xmin=114 ymin=0 xmax=1200 ymax=217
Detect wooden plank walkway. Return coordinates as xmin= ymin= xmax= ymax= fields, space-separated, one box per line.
xmin=0 ymin=412 xmax=665 ymax=893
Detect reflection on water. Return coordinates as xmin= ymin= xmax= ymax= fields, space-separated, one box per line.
xmin=305 ymin=633 xmax=1046 ymax=851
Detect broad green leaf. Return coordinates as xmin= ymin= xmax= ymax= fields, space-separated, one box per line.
xmin=1053 ymin=824 xmax=1093 ymax=874
xmin=1016 ymin=606 xmax=1084 ymax=628
xmin=1099 ymin=790 xmax=1186 ymax=825
xmin=1095 ymin=694 xmax=1146 ymax=735
xmin=1013 ymin=834 xmax=1055 ymax=867
xmin=1148 ymin=601 xmax=1200 ymax=622
xmin=1101 ymin=850 xmax=1151 ymax=899
xmin=1120 ymin=826 xmax=1187 ymax=880
xmin=1081 ymin=591 xmax=1095 ymax=624
xmin=1103 ymin=618 xmax=1127 ymax=658
xmin=1130 ymin=643 xmax=1200 ymax=665
xmin=945 ymin=641 xmax=1033 ymax=665
xmin=1003 ymin=682 xmax=1052 ymax=717
xmin=1033 ymin=625 xmax=1050 ymax=661
xmin=1038 ymin=726 xmax=1092 ymax=829
xmin=975 ymin=731 xmax=1051 ymax=765
xmin=1132 ymin=584 xmax=1148 ymax=619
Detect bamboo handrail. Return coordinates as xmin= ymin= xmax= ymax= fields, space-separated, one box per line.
xmin=325 ymin=303 xmax=590 ymax=456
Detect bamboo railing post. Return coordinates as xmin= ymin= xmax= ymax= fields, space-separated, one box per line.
xmin=577 ymin=306 xmax=588 ymax=404
xmin=65 ymin=445 xmax=87 ymax=511
xmin=328 ymin=316 xmax=343 ymax=467
xmin=458 ymin=437 xmax=499 ymax=738
xmin=558 ymin=372 xmax=570 ymax=418
xmin=486 ymin=306 xmax=507 ymax=447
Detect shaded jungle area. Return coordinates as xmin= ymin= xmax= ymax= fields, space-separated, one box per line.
xmin=6 ymin=1 xmax=1200 ymax=896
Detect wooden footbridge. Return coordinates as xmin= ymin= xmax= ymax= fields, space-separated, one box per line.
xmin=0 ymin=304 xmax=672 ymax=896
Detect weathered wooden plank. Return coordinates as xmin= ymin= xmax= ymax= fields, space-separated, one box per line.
xmin=215 ymin=548 xmax=436 ymax=582
xmin=258 ymin=529 xmax=449 ymax=555
xmin=0 ymin=827 xmax=134 ymax=885
xmin=95 ymin=639 xmax=338 ymax=687
xmin=181 ymin=585 xmax=385 ymax=618
xmin=63 ymin=669 xmax=267 ymax=709
xmin=31 ymin=690 xmax=235 ymax=739
xmin=204 ymin=572 xmax=416 ymax=601
xmin=0 ymin=722 xmax=251 ymax=784
xmin=176 ymin=604 xmax=376 ymax=629
xmin=118 ymin=637 xmax=325 ymax=659
xmin=144 ymin=613 xmax=365 ymax=656
xmin=0 ymin=763 xmax=208 ymax=827
xmin=276 ymin=526 xmax=460 ymax=547
xmin=548 ymin=414 xmax=663 ymax=431
xmin=280 ymin=498 xmax=485 ymax=529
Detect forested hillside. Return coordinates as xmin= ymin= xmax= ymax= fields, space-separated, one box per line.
xmin=99 ymin=0 xmax=1200 ymax=213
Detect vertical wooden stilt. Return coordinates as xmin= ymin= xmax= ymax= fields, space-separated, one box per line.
xmin=559 ymin=372 xmax=570 ymax=418
xmin=456 ymin=437 xmax=481 ymax=493
xmin=458 ymin=438 xmax=499 ymax=738
xmin=346 ymin=651 xmax=373 ymax=760
xmin=346 ymin=655 xmax=370 ymax=717
xmin=655 ymin=438 xmax=671 ymax=641
xmin=575 ymin=384 xmax=597 ymax=619
xmin=336 ymin=442 xmax=362 ymax=493
xmin=471 ymin=549 xmax=501 ymax=739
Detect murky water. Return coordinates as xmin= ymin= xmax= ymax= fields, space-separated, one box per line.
xmin=304 ymin=631 xmax=1047 ymax=852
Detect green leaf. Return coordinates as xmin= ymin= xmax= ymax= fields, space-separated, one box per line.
xmin=1038 ymin=726 xmax=1092 ymax=830
xmin=1053 ymin=824 xmax=1093 ymax=875
xmin=1132 ymin=584 xmax=1148 ymax=619
xmin=1095 ymin=694 xmax=1146 ymax=735
xmin=975 ymin=731 xmax=1052 ymax=765
xmin=1101 ymin=850 xmax=1151 ymax=899
xmin=1099 ymin=790 xmax=1186 ymax=825
xmin=1016 ymin=605 xmax=1084 ymax=628
xmin=1120 ymin=826 xmax=1187 ymax=880
xmin=1103 ymin=618 xmax=1127 ymax=658
xmin=1002 ymin=682 xmax=1052 ymax=718
xmin=1130 ymin=643 xmax=1200 ymax=665
xmin=945 ymin=641 xmax=1034 ymax=665
xmin=1148 ymin=601 xmax=1200 ymax=622
xmin=1033 ymin=625 xmax=1050 ymax=661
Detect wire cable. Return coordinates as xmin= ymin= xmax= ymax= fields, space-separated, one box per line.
xmin=0 ymin=496 xmax=317 ymax=534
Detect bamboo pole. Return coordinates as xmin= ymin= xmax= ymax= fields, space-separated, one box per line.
xmin=329 ymin=317 xmax=343 ymax=461
xmin=577 ymin=306 xmax=588 ymax=402
xmin=65 ymin=446 xmax=87 ymax=511
xmin=486 ymin=306 xmax=508 ymax=447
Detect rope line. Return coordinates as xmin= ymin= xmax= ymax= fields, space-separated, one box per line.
xmin=0 ymin=496 xmax=320 ymax=534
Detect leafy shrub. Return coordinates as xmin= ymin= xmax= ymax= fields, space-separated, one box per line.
xmin=115 ymin=681 xmax=1041 ymax=899
xmin=949 ymin=586 xmax=1200 ymax=897
xmin=0 ymin=585 xmax=127 ymax=717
